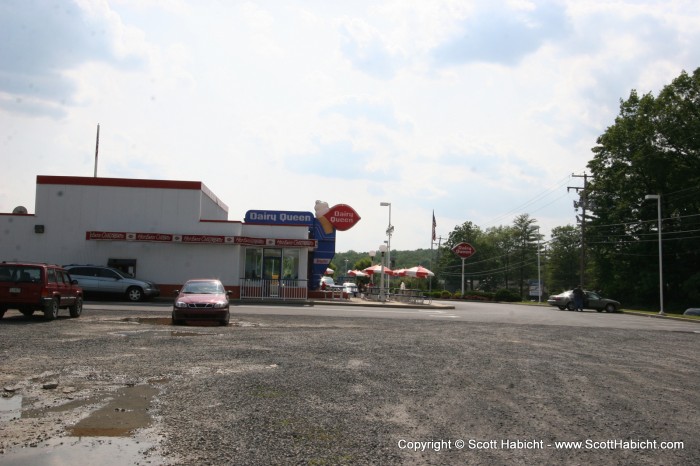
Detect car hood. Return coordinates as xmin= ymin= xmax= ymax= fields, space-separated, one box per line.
xmin=176 ymin=293 xmax=227 ymax=304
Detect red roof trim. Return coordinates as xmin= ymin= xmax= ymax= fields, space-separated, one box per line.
xmin=37 ymin=175 xmax=203 ymax=191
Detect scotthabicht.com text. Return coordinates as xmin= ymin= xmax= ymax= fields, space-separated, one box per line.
xmin=397 ymin=438 xmax=685 ymax=452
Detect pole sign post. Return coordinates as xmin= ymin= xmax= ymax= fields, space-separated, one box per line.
xmin=452 ymin=242 xmax=476 ymax=296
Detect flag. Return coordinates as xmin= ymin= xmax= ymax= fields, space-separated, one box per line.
xmin=432 ymin=211 xmax=436 ymax=242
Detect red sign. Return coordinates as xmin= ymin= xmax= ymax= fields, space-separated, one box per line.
xmin=452 ymin=242 xmax=476 ymax=259
xmin=323 ymin=204 xmax=361 ymax=231
xmin=86 ymin=231 xmax=317 ymax=248
xmin=86 ymin=231 xmax=127 ymax=240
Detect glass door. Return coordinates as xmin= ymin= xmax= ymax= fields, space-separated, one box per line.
xmin=263 ymin=249 xmax=282 ymax=297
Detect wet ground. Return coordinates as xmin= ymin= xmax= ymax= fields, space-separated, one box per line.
xmin=1 ymin=308 xmax=699 ymax=465
xmin=0 ymin=316 xmax=178 ymax=464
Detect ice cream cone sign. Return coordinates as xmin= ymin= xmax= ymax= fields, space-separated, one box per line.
xmin=314 ymin=201 xmax=361 ymax=232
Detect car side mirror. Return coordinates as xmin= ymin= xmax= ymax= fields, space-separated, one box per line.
xmin=226 ymin=290 xmax=232 ymax=296
xmin=71 ymin=279 xmax=79 ymax=285
xmin=173 ymin=290 xmax=179 ymax=295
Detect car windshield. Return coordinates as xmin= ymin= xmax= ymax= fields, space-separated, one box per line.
xmin=182 ymin=281 xmax=224 ymax=294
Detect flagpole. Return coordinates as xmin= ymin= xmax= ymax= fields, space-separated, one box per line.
xmin=430 ymin=211 xmax=436 ymax=298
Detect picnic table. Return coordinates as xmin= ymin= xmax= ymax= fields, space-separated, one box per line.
xmin=394 ymin=289 xmax=427 ymax=304
xmin=322 ymin=285 xmax=345 ymax=300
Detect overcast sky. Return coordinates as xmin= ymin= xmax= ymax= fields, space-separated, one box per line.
xmin=1 ymin=0 xmax=699 ymax=253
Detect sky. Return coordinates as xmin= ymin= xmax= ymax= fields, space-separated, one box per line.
xmin=1 ymin=0 xmax=699 ymax=253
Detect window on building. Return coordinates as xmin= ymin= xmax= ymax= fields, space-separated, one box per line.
xmin=245 ymin=248 xmax=263 ymax=279
xmin=283 ymin=249 xmax=299 ymax=279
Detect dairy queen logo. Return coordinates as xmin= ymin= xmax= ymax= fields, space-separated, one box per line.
xmin=323 ymin=204 xmax=361 ymax=231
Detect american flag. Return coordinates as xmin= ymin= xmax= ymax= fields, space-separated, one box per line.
xmin=432 ymin=211 xmax=436 ymax=242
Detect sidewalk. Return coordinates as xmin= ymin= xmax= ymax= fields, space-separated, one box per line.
xmin=309 ymin=296 xmax=456 ymax=310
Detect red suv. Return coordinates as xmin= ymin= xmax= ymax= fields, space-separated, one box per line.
xmin=0 ymin=262 xmax=83 ymax=320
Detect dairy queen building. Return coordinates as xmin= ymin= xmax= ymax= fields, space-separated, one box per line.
xmin=0 ymin=176 xmax=361 ymax=300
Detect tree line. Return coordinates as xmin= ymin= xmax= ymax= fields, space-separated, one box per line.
xmin=333 ymin=68 xmax=700 ymax=312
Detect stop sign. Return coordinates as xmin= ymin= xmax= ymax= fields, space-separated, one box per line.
xmin=452 ymin=242 xmax=476 ymax=259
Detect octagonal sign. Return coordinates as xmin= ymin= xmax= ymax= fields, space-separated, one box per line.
xmin=452 ymin=242 xmax=476 ymax=259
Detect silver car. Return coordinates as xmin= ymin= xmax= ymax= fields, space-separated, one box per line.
xmin=547 ymin=289 xmax=620 ymax=312
xmin=64 ymin=265 xmax=160 ymax=302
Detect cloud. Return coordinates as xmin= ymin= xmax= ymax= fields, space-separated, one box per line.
xmin=339 ymin=17 xmax=404 ymax=79
xmin=0 ymin=0 xmax=148 ymax=117
xmin=321 ymin=96 xmax=411 ymax=131
xmin=431 ymin=1 xmax=571 ymax=67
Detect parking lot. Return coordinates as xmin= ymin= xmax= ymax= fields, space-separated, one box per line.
xmin=1 ymin=301 xmax=698 ymax=465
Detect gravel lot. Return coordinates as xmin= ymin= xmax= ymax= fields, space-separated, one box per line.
xmin=1 ymin=307 xmax=698 ymax=465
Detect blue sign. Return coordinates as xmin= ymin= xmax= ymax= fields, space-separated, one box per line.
xmin=244 ymin=210 xmax=314 ymax=226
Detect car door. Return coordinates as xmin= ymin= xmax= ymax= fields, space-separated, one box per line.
xmin=585 ymin=291 xmax=602 ymax=309
xmin=97 ymin=268 xmax=124 ymax=293
xmin=68 ymin=267 xmax=100 ymax=293
xmin=57 ymin=270 xmax=77 ymax=306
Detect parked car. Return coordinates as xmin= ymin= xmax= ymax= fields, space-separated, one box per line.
xmin=0 ymin=262 xmax=83 ymax=320
xmin=63 ymin=265 xmax=160 ymax=302
xmin=547 ymin=289 xmax=621 ymax=312
xmin=342 ymin=282 xmax=359 ymax=297
xmin=320 ymin=276 xmax=335 ymax=287
xmin=172 ymin=279 xmax=231 ymax=326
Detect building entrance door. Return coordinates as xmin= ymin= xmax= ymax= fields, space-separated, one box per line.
xmin=263 ymin=249 xmax=282 ymax=297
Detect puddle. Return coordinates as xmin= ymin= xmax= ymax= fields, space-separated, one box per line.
xmin=1 ymin=436 xmax=162 ymax=465
xmin=0 ymin=395 xmax=22 ymax=422
xmin=68 ymin=384 xmax=158 ymax=437
xmin=2 ymin=384 xmax=165 ymax=464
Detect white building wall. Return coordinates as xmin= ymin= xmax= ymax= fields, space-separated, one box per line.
xmin=1 ymin=177 xmax=313 ymax=289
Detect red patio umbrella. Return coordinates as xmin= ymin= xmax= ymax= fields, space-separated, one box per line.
xmin=363 ymin=264 xmax=393 ymax=276
xmin=404 ymin=266 xmax=434 ymax=278
xmin=324 ymin=268 xmax=334 ymax=275
xmin=392 ymin=268 xmax=408 ymax=277
xmin=347 ymin=270 xmax=368 ymax=277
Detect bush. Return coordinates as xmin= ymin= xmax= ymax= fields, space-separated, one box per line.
xmin=440 ymin=290 xmax=452 ymax=299
xmin=452 ymin=292 xmax=463 ymax=299
xmin=494 ymin=289 xmax=521 ymax=302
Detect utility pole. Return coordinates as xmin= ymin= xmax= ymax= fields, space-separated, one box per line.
xmin=94 ymin=123 xmax=100 ymax=177
xmin=568 ymin=173 xmax=589 ymax=288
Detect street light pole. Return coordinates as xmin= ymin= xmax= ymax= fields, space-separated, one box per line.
xmin=378 ymin=244 xmax=387 ymax=302
xmin=380 ymin=202 xmax=393 ymax=292
xmin=537 ymin=227 xmax=542 ymax=303
xmin=645 ymin=194 xmax=664 ymax=315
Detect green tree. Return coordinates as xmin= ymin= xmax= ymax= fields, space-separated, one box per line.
xmin=512 ymin=214 xmax=540 ymax=297
xmin=546 ymin=225 xmax=580 ymax=293
xmin=587 ymin=68 xmax=700 ymax=308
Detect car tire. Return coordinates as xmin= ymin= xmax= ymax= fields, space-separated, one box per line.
xmin=44 ymin=298 xmax=59 ymax=320
xmin=127 ymin=287 xmax=144 ymax=302
xmin=69 ymin=297 xmax=83 ymax=318
xmin=605 ymin=303 xmax=617 ymax=313
xmin=221 ymin=313 xmax=230 ymax=326
xmin=558 ymin=306 xmax=566 ymax=310
xmin=566 ymin=302 xmax=576 ymax=311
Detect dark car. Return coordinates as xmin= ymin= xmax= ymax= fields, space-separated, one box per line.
xmin=63 ymin=265 xmax=160 ymax=302
xmin=172 ymin=279 xmax=231 ymax=326
xmin=0 ymin=262 xmax=83 ymax=320
xmin=547 ymin=289 xmax=621 ymax=312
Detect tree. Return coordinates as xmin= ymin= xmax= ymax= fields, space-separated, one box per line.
xmin=512 ymin=214 xmax=540 ymax=297
xmin=546 ymin=225 xmax=580 ymax=293
xmin=587 ymin=68 xmax=700 ymax=308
